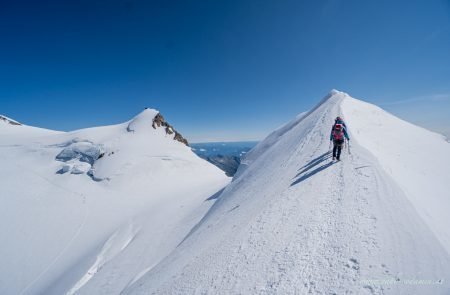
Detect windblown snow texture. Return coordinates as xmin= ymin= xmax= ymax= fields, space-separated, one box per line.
xmin=126 ymin=91 xmax=450 ymax=295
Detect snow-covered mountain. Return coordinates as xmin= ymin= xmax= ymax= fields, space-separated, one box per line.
xmin=2 ymin=91 xmax=450 ymax=295
xmin=124 ymin=91 xmax=450 ymax=295
xmin=0 ymin=109 xmax=229 ymax=295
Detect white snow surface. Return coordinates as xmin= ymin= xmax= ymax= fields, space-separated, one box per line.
xmin=125 ymin=91 xmax=450 ymax=294
xmin=0 ymin=109 xmax=229 ymax=295
xmin=2 ymin=93 xmax=450 ymax=295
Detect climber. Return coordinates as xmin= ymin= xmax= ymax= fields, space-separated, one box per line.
xmin=330 ymin=121 xmax=349 ymax=161
xmin=334 ymin=116 xmax=347 ymax=130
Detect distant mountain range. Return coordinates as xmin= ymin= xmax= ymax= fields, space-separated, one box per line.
xmin=191 ymin=141 xmax=258 ymax=176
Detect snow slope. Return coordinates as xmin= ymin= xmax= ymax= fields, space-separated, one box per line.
xmin=125 ymin=91 xmax=450 ymax=294
xmin=0 ymin=109 xmax=229 ymax=295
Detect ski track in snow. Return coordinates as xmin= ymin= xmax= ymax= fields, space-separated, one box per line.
xmin=18 ymin=164 xmax=89 ymax=295
xmin=66 ymin=221 xmax=139 ymax=295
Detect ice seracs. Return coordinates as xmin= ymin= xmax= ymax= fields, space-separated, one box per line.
xmin=55 ymin=140 xmax=105 ymax=176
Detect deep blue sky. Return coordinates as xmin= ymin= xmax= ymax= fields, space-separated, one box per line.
xmin=1 ymin=0 xmax=449 ymax=142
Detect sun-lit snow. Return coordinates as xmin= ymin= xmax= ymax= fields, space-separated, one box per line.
xmin=2 ymin=91 xmax=450 ymax=295
xmin=342 ymin=97 xmax=450 ymax=252
xmin=0 ymin=109 xmax=229 ymax=295
xmin=125 ymin=91 xmax=450 ymax=295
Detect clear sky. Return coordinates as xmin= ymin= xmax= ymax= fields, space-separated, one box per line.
xmin=1 ymin=0 xmax=449 ymax=142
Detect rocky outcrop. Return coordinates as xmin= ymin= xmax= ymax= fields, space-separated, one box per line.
xmin=0 ymin=115 xmax=22 ymax=126
xmin=174 ymin=132 xmax=189 ymax=146
xmin=152 ymin=112 xmax=189 ymax=146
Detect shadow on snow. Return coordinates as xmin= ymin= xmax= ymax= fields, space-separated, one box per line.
xmin=291 ymin=151 xmax=335 ymax=187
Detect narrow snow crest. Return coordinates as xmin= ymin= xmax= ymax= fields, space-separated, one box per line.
xmin=240 ymin=89 xmax=347 ymax=171
xmin=125 ymin=91 xmax=450 ymax=295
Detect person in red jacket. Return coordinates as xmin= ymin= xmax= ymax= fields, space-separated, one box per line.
xmin=330 ymin=122 xmax=349 ymax=161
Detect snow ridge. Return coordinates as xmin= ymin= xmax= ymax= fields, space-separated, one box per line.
xmin=125 ymin=91 xmax=450 ymax=295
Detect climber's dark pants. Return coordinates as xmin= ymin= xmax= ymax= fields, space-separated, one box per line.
xmin=333 ymin=139 xmax=344 ymax=160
